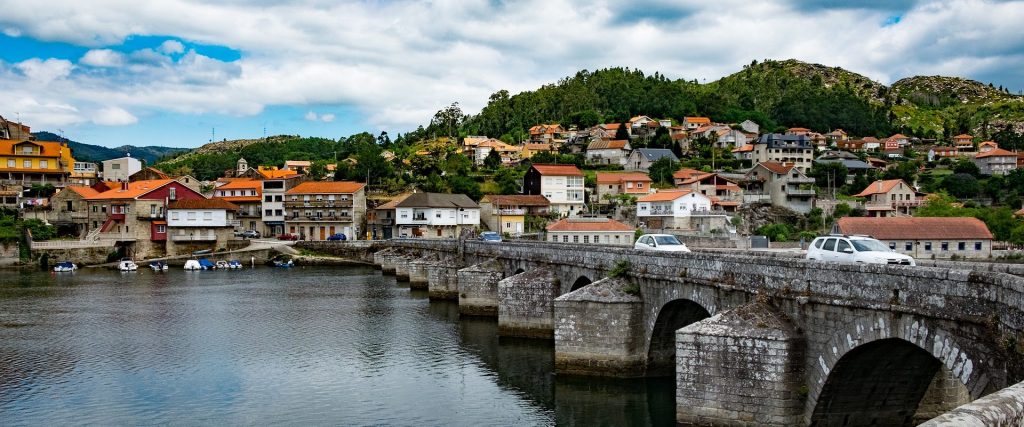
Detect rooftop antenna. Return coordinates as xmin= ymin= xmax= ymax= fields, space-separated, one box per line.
xmin=211 ymin=127 xmax=215 ymax=143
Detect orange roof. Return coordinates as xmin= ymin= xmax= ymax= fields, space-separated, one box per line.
xmin=216 ymin=179 xmax=262 ymax=190
xmin=258 ymin=168 xmax=301 ymax=179
xmin=0 ymin=139 xmax=65 ymax=157
xmin=531 ymin=164 xmax=583 ymax=176
xmin=953 ymin=134 xmax=972 ymax=139
xmin=787 ymin=127 xmax=811 ymax=133
xmin=523 ymin=143 xmax=553 ymax=151
xmin=64 ymin=186 xmax=101 ymax=198
xmin=587 ymin=139 xmax=629 ymax=150
xmin=637 ymin=190 xmax=693 ymax=202
xmin=979 ymin=141 xmax=998 ymax=148
xmin=854 ymin=179 xmax=911 ymax=197
xmin=599 ymin=123 xmax=622 ymax=130
xmin=481 ymin=194 xmax=550 ymax=206
xmin=85 ymin=179 xmax=176 ymax=200
xmin=975 ymin=148 xmax=1017 ymax=158
xmin=731 ymin=144 xmax=754 ymax=153
xmin=836 ymin=217 xmax=992 ymax=240
xmin=889 ymin=134 xmax=908 ymax=139
xmin=757 ymin=161 xmax=796 ymax=175
xmin=684 ymin=117 xmax=711 ymax=124
xmin=168 ymin=198 xmax=239 ymax=210
xmin=285 ymin=181 xmax=365 ymax=194
xmin=595 ymin=172 xmax=652 ymax=184
xmin=546 ymin=218 xmax=633 ymax=232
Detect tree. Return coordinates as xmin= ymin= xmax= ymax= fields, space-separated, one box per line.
xmin=951 ymin=158 xmax=981 ymax=177
xmin=448 ymin=175 xmax=482 ymax=201
xmin=882 ymin=160 xmax=920 ymax=184
xmin=430 ymin=102 xmax=465 ymax=138
xmin=647 ymin=157 xmax=679 ymax=186
xmin=530 ymin=151 xmax=558 ymax=164
xmin=484 ymin=149 xmax=502 ymax=169
xmin=614 ymin=122 xmax=630 ymax=141
xmin=808 ymin=162 xmax=848 ymax=190
xmin=914 ymin=193 xmax=962 ymax=217
xmin=941 ymin=173 xmax=980 ymax=199
xmin=494 ymin=168 xmax=523 ymax=195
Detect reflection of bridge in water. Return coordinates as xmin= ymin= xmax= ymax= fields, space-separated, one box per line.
xmin=300 ymin=239 xmax=1024 ymax=425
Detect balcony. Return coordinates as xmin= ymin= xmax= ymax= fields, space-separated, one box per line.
xmin=110 ymin=212 xmax=126 ymax=220
xmin=786 ymin=177 xmax=815 ymax=184
xmin=496 ymin=208 xmax=525 ymax=215
xmin=284 ymin=199 xmax=353 ymax=208
xmin=236 ymin=210 xmax=262 ymax=218
xmin=170 ymin=234 xmax=217 ymax=242
xmin=287 ymin=215 xmax=353 ymax=222
xmin=137 ymin=212 xmax=165 ymax=220
xmin=785 ymin=188 xmax=816 ymax=196
xmin=96 ymin=232 xmax=137 ymax=242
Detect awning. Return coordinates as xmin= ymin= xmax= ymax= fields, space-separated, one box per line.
xmin=153 ymin=220 xmax=167 ymax=225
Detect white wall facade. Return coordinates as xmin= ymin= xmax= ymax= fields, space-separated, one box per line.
xmin=540 ymin=175 xmax=584 ymax=214
xmin=101 ymin=156 xmax=142 ymax=182
xmin=168 ymin=209 xmax=228 ymax=227
xmin=395 ymin=207 xmax=480 ymax=226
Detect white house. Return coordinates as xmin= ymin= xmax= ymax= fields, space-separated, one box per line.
xmin=636 ymin=190 xmax=712 ymax=230
xmin=545 ymin=217 xmax=634 ymax=246
xmin=395 ymin=192 xmax=480 ymax=238
xmin=166 ymin=198 xmax=239 ymax=255
xmin=101 ymin=155 xmax=143 ymax=182
xmin=523 ymin=164 xmax=585 ymax=216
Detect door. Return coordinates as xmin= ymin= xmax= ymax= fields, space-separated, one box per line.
xmin=329 ymin=226 xmax=335 ymax=236
xmin=319 ymin=227 xmax=326 ymax=240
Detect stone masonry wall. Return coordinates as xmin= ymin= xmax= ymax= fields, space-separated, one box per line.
xmin=498 ymin=269 xmax=559 ymax=339
xmin=457 ymin=260 xmax=503 ymax=316
xmin=554 ymin=277 xmax=646 ymax=377
xmin=920 ymin=380 xmax=1024 ymax=426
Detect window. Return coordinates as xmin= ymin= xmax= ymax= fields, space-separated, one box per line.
xmin=975 ymin=242 xmax=982 ymax=251
xmin=583 ymin=236 xmax=589 ymax=243
xmin=6 ymin=160 xmax=12 ymax=167
xmin=187 ymin=212 xmax=196 ymax=220
xmin=275 ymin=195 xmax=283 ymax=202
xmin=92 ymin=205 xmax=98 ymax=213
xmin=112 ymin=163 xmax=120 ymax=170
xmin=924 ymin=242 xmax=932 ymax=251
xmin=550 ymin=235 xmax=557 ymax=242
xmin=562 ymin=235 xmax=568 ymax=243
xmin=169 ymin=187 xmax=176 ymax=200
xmin=23 ymin=160 xmax=31 ymax=168
xmin=836 ymin=240 xmax=851 ymax=253
xmin=958 ymin=242 xmax=965 ymax=251
xmin=275 ymin=209 xmax=282 ymax=216
xmin=156 ymin=225 xmax=166 ymax=233
xmin=171 ymin=212 xmax=180 ymax=220
xmin=203 ymin=212 xmax=212 ymax=221
xmin=905 ymin=242 xmax=913 ymax=251
xmin=265 ymin=209 xmax=273 ymax=216
xmin=39 ymin=160 xmax=48 ymax=169
xmin=822 ymin=238 xmax=836 ymax=251
xmin=573 ymin=235 xmax=578 ymax=243
xmin=941 ymin=242 xmax=949 ymax=251
xmin=265 ymin=195 xmax=273 ymax=202
xmin=813 ymin=239 xmax=824 ymax=249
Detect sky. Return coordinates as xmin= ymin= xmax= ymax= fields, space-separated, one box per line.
xmin=0 ymin=0 xmax=1021 ymax=149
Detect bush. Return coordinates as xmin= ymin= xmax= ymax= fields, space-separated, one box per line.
xmin=756 ymin=223 xmax=796 ymax=242
xmin=609 ymin=260 xmax=631 ymax=278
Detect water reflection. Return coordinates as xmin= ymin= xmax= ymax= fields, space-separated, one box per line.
xmin=0 ymin=267 xmax=673 ymax=426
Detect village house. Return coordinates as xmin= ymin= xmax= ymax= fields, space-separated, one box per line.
xmin=70 ymin=162 xmax=99 ymax=186
xmin=0 ymin=138 xmax=74 ymax=189
xmin=953 ymin=134 xmax=974 ymax=151
xmin=833 ymin=217 xmax=993 ymax=259
xmin=731 ymin=144 xmax=755 ymax=162
xmin=738 ymin=120 xmax=759 ymax=134
xmin=636 ymin=189 xmax=714 ymax=231
xmin=213 ymin=179 xmax=264 ymax=233
xmin=591 ymin=123 xmax=623 ymax=140
xmin=625 ymin=148 xmax=679 ymax=172
xmin=545 ymin=217 xmax=634 ymax=246
xmin=594 ymin=172 xmax=653 ymax=204
xmin=129 ymin=167 xmax=202 ymax=194
xmin=478 ymin=194 xmax=550 ymax=236
xmin=101 ymin=155 xmax=143 ymax=182
xmin=814 ymin=151 xmax=875 ymax=179
xmin=742 ymin=162 xmax=816 ymax=213
xmin=925 ymin=146 xmax=959 ymax=162
xmin=84 ymin=179 xmax=206 ymax=259
xmin=836 ymin=139 xmax=865 ymax=152
xmin=853 ymin=179 xmax=923 ymax=217
xmin=284 ymin=160 xmax=312 ymax=174
xmin=978 ymin=141 xmax=999 ymax=153
xmin=973 ymin=148 xmax=1019 ymax=176
xmin=825 ymin=129 xmax=848 ymax=143
xmin=862 ymin=137 xmax=882 ymax=151
xmin=682 ymin=117 xmax=711 ymax=130
xmin=369 ymin=193 xmax=411 ymax=240
xmin=47 ymin=185 xmax=100 ymax=237
xmin=166 ymin=198 xmax=239 ymax=256
xmin=473 ymin=139 xmax=520 ymax=166
xmin=672 ymin=168 xmax=743 ymax=208
xmin=520 ymin=143 xmax=555 ymax=160
xmin=751 ymin=134 xmax=814 ymax=172
xmin=284 ymin=181 xmax=366 ymax=240
xmin=887 ymin=134 xmax=910 ymax=149
xmin=257 ymin=166 xmax=303 ymax=237
xmin=585 ymin=139 xmax=631 ymax=165
xmin=529 ymin=124 xmax=565 ymax=143
xmin=394 ymin=192 xmax=480 ymax=239
xmin=523 ymin=164 xmax=585 ymax=216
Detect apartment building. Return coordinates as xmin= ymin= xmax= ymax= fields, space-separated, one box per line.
xmin=284 ymin=181 xmax=366 ymax=240
xmin=523 ymin=164 xmax=585 ymax=216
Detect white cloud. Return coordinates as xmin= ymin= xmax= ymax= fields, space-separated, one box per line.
xmin=14 ymin=58 xmax=73 ymax=84
xmin=81 ymin=49 xmax=125 ymax=67
xmin=3 ymin=27 xmax=21 ymax=37
xmin=91 ymin=107 xmax=138 ymax=126
xmin=0 ymin=0 xmax=1020 ymax=138
xmin=159 ymin=40 xmax=185 ymax=54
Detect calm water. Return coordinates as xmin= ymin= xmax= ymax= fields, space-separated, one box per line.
xmin=0 ymin=266 xmax=674 ymax=426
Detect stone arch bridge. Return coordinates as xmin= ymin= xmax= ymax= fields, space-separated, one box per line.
xmin=329 ymin=239 xmax=1024 ymax=426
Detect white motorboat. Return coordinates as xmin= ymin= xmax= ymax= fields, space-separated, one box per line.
xmin=215 ymin=260 xmax=229 ymax=269
xmin=184 ymin=259 xmax=202 ymax=271
xmin=149 ymin=261 xmax=169 ymax=271
xmin=118 ymin=258 xmax=138 ymax=271
xmin=53 ymin=261 xmax=77 ymax=272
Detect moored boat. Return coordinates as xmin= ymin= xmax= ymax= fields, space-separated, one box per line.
xmin=149 ymin=261 xmax=169 ymax=271
xmin=53 ymin=261 xmax=77 ymax=272
xmin=215 ymin=260 xmax=229 ymax=269
xmin=198 ymin=258 xmax=216 ymax=270
xmin=118 ymin=258 xmax=138 ymax=272
xmin=184 ymin=259 xmax=201 ymax=271
xmin=227 ymin=260 xmax=243 ymax=269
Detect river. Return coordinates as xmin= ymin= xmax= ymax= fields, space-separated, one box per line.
xmin=0 ymin=266 xmax=675 ymax=426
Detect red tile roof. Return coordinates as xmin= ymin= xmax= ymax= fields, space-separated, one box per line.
xmin=217 ymin=179 xmax=262 ymax=190
xmin=546 ymin=218 xmax=634 ymax=232
xmin=530 ymin=164 xmax=583 ymax=176
xmin=587 ymin=139 xmax=629 ymax=150
xmin=975 ymin=148 xmax=1017 ymax=159
xmin=85 ymin=179 xmax=176 ymax=200
xmin=757 ymin=161 xmax=796 ymax=175
xmin=481 ymin=194 xmax=550 ymax=206
xmin=684 ymin=117 xmax=711 ymax=124
xmin=286 ymin=181 xmax=365 ymax=194
xmin=854 ymin=179 xmax=911 ymax=197
xmin=64 ymin=186 xmax=101 ymax=198
xmin=168 ymin=198 xmax=239 ymax=210
xmin=637 ymin=190 xmax=693 ymax=202
xmin=835 ymin=217 xmax=993 ymax=240
xmin=731 ymin=144 xmax=754 ymax=153
xmin=595 ymin=172 xmax=652 ymax=184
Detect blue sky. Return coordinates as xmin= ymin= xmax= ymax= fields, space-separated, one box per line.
xmin=0 ymin=0 xmax=1021 ymax=148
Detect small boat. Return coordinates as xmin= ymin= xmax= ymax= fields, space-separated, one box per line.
xmin=227 ymin=260 xmax=243 ymax=269
xmin=273 ymin=259 xmax=294 ymax=268
xmin=149 ymin=261 xmax=169 ymax=271
xmin=118 ymin=258 xmax=138 ymax=272
xmin=198 ymin=258 xmax=216 ymax=270
xmin=215 ymin=260 xmax=230 ymax=269
xmin=53 ymin=261 xmax=77 ymax=272
xmin=184 ymin=259 xmax=202 ymax=271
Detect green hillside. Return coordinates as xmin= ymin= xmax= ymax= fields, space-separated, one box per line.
xmin=32 ymin=131 xmax=188 ymax=164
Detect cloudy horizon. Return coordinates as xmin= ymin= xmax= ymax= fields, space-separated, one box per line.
xmin=0 ymin=0 xmax=1021 ymax=148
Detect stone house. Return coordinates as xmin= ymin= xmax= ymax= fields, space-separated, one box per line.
xmin=523 ymin=164 xmax=585 ymax=216
xmin=585 ymin=139 xmax=631 ymax=165
xmin=853 ymin=179 xmax=923 ymax=217
xmin=394 ymin=192 xmax=480 ymax=239
xmin=48 ymin=185 xmax=100 ymax=236
xmin=545 ymin=217 xmax=634 ymax=246
xmin=742 ymin=162 xmax=816 ymax=214
xmin=625 ymin=148 xmax=679 ymax=172
xmin=284 ymin=181 xmax=367 ymax=240
xmin=833 ymin=217 xmax=993 ymax=259
xmin=479 ymin=194 xmax=550 ymax=236
xmin=166 ymin=198 xmax=239 ymax=256
xmin=973 ymin=148 xmax=1018 ymax=176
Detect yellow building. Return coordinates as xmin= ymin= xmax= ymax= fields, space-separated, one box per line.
xmin=0 ymin=139 xmax=73 ymax=187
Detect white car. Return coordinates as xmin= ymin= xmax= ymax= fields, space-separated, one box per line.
xmin=806 ymin=235 xmax=916 ymax=266
xmin=635 ymin=234 xmax=691 ymax=252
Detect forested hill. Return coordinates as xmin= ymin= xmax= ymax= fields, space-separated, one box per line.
xmin=32 ymin=131 xmax=188 ymax=164
xmin=454 ymin=59 xmax=1023 ymax=143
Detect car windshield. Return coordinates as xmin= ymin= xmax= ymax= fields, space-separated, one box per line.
xmin=482 ymin=233 xmax=500 ymax=240
xmin=654 ymin=235 xmax=681 ymax=245
xmin=851 ymin=239 xmax=890 ymax=252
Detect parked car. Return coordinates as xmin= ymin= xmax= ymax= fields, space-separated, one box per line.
xmin=634 ymin=234 xmax=690 ymax=252
xmin=277 ymin=233 xmax=300 ymax=241
xmin=327 ymin=233 xmax=347 ymax=241
xmin=478 ymin=231 xmax=502 ymax=243
xmin=238 ymin=230 xmax=260 ymax=239
xmin=805 ymin=235 xmax=916 ymax=266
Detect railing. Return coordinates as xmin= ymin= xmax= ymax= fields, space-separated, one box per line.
xmin=54 ymin=211 xmax=89 ymax=222
xmin=31 ymin=240 xmax=115 ymax=250
xmin=235 ymin=211 xmax=261 ymax=218
xmin=96 ymin=232 xmax=137 ymax=241
xmin=136 ymin=213 xmax=165 ymax=220
xmin=170 ymin=234 xmax=217 ymax=242
xmin=786 ymin=188 xmax=816 ymax=196
xmin=284 ymin=200 xmax=353 ymax=208
xmin=786 ymin=177 xmax=815 ymax=184
xmin=289 ymin=215 xmax=352 ymax=222
xmin=497 ymin=209 xmax=525 ymax=215
xmin=691 ymin=209 xmax=730 ymax=216
xmin=227 ymin=220 xmax=241 ymax=227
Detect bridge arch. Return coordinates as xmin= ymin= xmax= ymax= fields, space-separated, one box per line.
xmin=808 ymin=316 xmax=992 ymax=425
xmin=646 ymin=299 xmax=711 ymax=376
xmin=569 ymin=276 xmax=592 ymax=292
